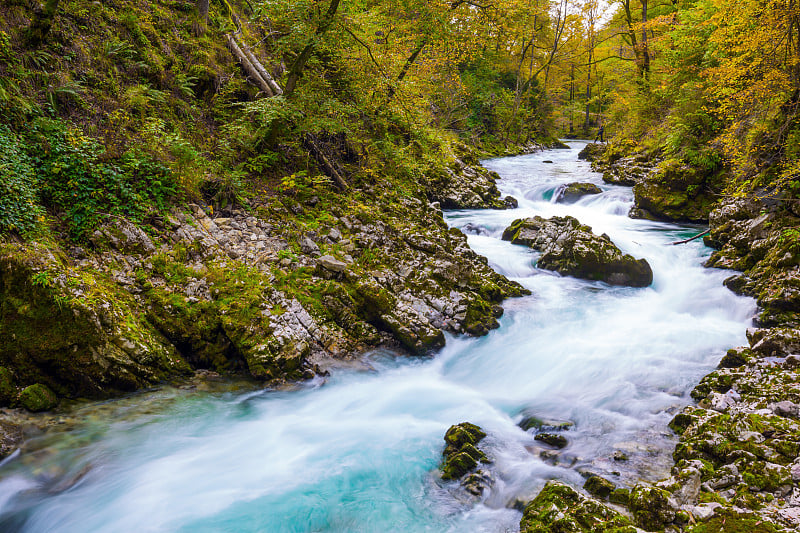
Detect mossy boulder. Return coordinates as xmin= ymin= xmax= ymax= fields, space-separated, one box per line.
xmin=630 ymin=159 xmax=721 ymax=223
xmin=555 ymin=182 xmax=602 ymax=204
xmin=628 ymin=484 xmax=676 ymax=531
xmin=535 ymin=432 xmax=568 ymax=449
xmin=18 ymin=383 xmax=58 ymax=412
xmin=441 ymin=422 xmax=489 ymax=481
xmin=502 ymin=216 xmax=653 ymax=287
xmin=584 ymin=475 xmax=615 ymax=499
xmin=520 ymin=481 xmax=637 ymax=533
xmin=578 ymin=143 xmax=606 ymax=162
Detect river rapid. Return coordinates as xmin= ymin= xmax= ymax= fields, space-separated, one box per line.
xmin=0 ymin=142 xmax=756 ymax=532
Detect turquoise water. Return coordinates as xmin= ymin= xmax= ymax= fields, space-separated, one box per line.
xmin=0 ymin=142 xmax=756 ymax=532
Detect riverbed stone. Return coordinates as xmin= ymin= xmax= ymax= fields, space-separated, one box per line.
xmin=555 ymin=182 xmax=602 ymax=204
xmin=502 ymin=216 xmax=653 ymax=287
xmin=441 ymin=422 xmax=489 ymax=482
xmin=19 ymin=383 xmax=58 ymax=412
xmin=520 ymin=481 xmax=636 ymax=533
xmin=584 ymin=475 xmax=615 ymax=499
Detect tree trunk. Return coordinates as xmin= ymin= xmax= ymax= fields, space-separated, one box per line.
xmin=26 ymin=0 xmax=60 ymax=45
xmin=239 ymin=38 xmax=283 ymax=95
xmin=226 ymin=34 xmax=274 ymax=96
xmin=197 ymin=0 xmax=209 ymax=22
xmin=284 ymin=0 xmax=341 ymax=96
xmin=641 ymin=0 xmax=650 ymax=77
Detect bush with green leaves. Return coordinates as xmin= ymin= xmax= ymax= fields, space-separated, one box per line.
xmin=0 ymin=125 xmax=44 ymax=236
xmin=29 ymin=118 xmax=177 ymax=240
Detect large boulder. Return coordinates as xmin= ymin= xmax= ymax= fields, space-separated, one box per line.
xmin=502 ymin=216 xmax=653 ymax=287
xmin=578 ymin=143 xmax=606 ymax=162
xmin=555 ymin=182 xmax=602 ymax=204
xmin=630 ymin=159 xmax=722 ymax=223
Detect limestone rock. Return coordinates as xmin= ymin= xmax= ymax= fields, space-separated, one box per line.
xmin=317 ymin=255 xmax=347 ymax=273
xmin=520 ymin=481 xmax=636 ymax=533
xmin=577 ymin=143 xmax=606 ymax=162
xmin=502 ymin=216 xmax=653 ymax=287
xmin=555 ymin=182 xmax=602 ymax=204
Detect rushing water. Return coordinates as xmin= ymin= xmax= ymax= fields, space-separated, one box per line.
xmin=0 ymin=142 xmax=756 ymax=532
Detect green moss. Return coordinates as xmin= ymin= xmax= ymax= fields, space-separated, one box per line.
xmin=0 ymin=367 xmax=16 ymax=405
xmin=18 ymin=383 xmax=57 ymax=412
xmin=684 ymin=509 xmax=780 ymax=533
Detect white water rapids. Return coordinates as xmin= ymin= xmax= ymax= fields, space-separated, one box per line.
xmin=0 ymin=142 xmax=756 ymax=532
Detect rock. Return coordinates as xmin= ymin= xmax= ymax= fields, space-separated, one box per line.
xmin=299 ymin=236 xmax=320 ymax=255
xmin=317 ymin=255 xmax=347 ymax=273
xmin=440 ymin=423 xmax=489 ymax=483
xmin=630 ymin=159 xmax=720 ymax=223
xmin=578 ymin=143 xmax=606 ymax=162
xmin=609 ymin=488 xmax=630 ymax=505
xmin=688 ymin=502 xmax=722 ymax=521
xmin=502 ymin=216 xmax=653 ymax=287
xmin=0 ymin=419 xmax=23 ymax=459
xmin=535 ymin=432 xmax=568 ymax=449
xmin=518 ymin=414 xmax=574 ymax=432
xmin=0 ymin=367 xmax=16 ymax=406
xmin=628 ymin=485 xmax=676 ymax=531
xmin=520 ymin=481 xmax=636 ymax=533
xmin=19 ymin=383 xmax=58 ymax=412
xmin=584 ymin=475 xmax=615 ymax=499
xmin=555 ymin=182 xmax=602 ymax=204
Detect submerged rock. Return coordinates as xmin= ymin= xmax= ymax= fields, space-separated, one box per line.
xmin=520 ymin=481 xmax=636 ymax=533
xmin=502 ymin=216 xmax=653 ymax=287
xmin=555 ymin=182 xmax=602 ymax=204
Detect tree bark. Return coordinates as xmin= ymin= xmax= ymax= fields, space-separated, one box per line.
xmin=197 ymin=0 xmax=209 ymax=22
xmin=284 ymin=0 xmax=341 ymax=96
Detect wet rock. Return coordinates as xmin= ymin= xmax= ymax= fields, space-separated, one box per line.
xmin=630 ymin=159 xmax=721 ymax=223
xmin=535 ymin=432 xmax=568 ymax=449
xmin=578 ymin=143 xmax=606 ymax=162
xmin=0 ymin=419 xmax=23 ymax=459
xmin=520 ymin=481 xmax=636 ymax=533
xmin=518 ymin=414 xmax=574 ymax=432
xmin=19 ymin=383 xmax=58 ymax=412
xmin=555 ymin=182 xmax=602 ymax=204
xmin=440 ymin=422 xmax=489 ymax=482
xmin=502 ymin=216 xmax=653 ymax=287
xmin=583 ymin=475 xmax=615 ymax=499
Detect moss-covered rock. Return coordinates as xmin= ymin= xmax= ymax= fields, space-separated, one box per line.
xmin=440 ymin=422 xmax=489 ymax=482
xmin=628 ymin=484 xmax=676 ymax=531
xmin=578 ymin=143 xmax=606 ymax=162
xmin=502 ymin=216 xmax=653 ymax=287
xmin=520 ymin=481 xmax=637 ymax=533
xmin=555 ymin=182 xmax=603 ymax=204
xmin=18 ymin=383 xmax=58 ymax=412
xmin=629 ymin=159 xmax=722 ymax=223
xmin=584 ymin=475 xmax=615 ymax=499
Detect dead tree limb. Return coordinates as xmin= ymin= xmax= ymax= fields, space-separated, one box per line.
xmin=238 ymin=37 xmax=283 ymax=95
xmin=670 ymin=229 xmax=711 ymax=245
xmin=303 ymin=134 xmax=348 ymax=191
xmin=226 ymin=34 xmax=274 ymax=96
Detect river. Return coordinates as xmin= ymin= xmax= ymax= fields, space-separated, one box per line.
xmin=0 ymin=141 xmax=756 ymax=532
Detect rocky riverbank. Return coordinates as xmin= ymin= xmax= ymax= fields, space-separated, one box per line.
xmin=0 ymin=154 xmax=529 ymax=458
xmin=509 ymin=144 xmax=800 ymax=531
